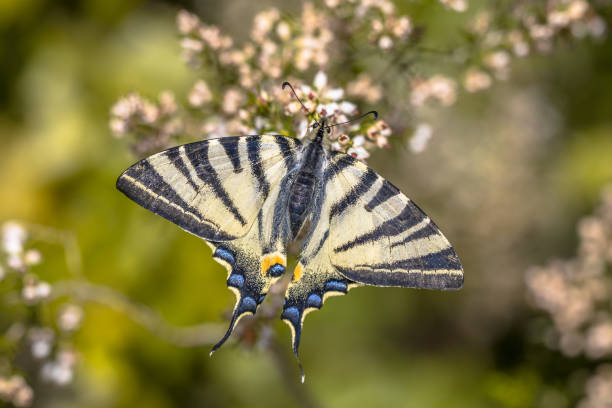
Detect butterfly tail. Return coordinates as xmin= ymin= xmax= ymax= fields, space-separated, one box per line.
xmin=210 ymin=295 xmax=259 ymax=356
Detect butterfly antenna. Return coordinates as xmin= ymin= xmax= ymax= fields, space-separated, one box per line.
xmin=282 ymin=81 xmax=311 ymax=115
xmin=329 ymin=110 xmax=378 ymax=128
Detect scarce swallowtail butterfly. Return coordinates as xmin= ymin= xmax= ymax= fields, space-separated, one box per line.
xmin=116 ymin=82 xmax=463 ymax=381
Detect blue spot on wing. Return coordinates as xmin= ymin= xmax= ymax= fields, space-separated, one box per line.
xmin=241 ymin=297 xmax=257 ymax=313
xmin=214 ymin=248 xmax=235 ymax=265
xmin=306 ymin=294 xmax=322 ymax=308
xmin=324 ymin=280 xmax=348 ymax=293
xmin=268 ymin=264 xmax=285 ymax=277
xmin=282 ymin=306 xmax=301 ymax=324
xmin=227 ymin=274 xmax=244 ymax=288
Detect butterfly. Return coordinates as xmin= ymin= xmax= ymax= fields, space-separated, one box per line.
xmin=116 ymin=82 xmax=463 ymax=380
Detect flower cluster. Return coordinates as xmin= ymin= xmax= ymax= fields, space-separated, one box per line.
xmin=1 ymin=222 xmax=84 ymax=406
xmin=461 ymin=0 xmax=606 ymax=92
xmin=580 ymin=365 xmax=612 ymax=408
xmin=112 ymin=2 xmax=416 ymax=159
xmin=0 ymin=376 xmax=33 ymax=407
xmin=438 ymin=0 xmax=468 ymax=13
xmin=526 ymin=186 xmax=612 ymax=405
xmin=323 ymin=0 xmax=412 ymax=51
xmin=109 ymin=91 xmax=181 ymax=156
xmin=111 ymin=1 xmax=608 ymax=158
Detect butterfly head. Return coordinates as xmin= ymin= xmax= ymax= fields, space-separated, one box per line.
xmin=282 ymin=81 xmax=378 ymax=143
xmin=309 ymin=116 xmax=331 ymax=143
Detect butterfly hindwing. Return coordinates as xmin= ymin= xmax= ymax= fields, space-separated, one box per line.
xmin=207 ymin=166 xmax=297 ymax=352
xmin=116 ymin=135 xmax=301 ymax=241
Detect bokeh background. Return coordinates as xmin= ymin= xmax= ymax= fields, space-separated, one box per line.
xmin=1 ymin=0 xmax=612 ymax=407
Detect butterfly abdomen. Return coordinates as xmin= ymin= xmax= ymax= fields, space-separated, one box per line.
xmin=287 ymin=140 xmax=326 ymax=239
xmin=288 ymin=170 xmax=317 ymax=239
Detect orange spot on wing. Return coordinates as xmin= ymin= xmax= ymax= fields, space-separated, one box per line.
xmin=261 ymin=253 xmax=286 ymax=276
xmin=292 ymin=263 xmax=304 ymax=282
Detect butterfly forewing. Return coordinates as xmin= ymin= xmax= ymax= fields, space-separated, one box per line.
xmin=116 ymin=135 xmax=301 ymax=241
xmin=327 ymin=154 xmax=463 ymax=289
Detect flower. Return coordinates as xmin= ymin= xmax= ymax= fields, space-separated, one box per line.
xmin=176 ymin=10 xmax=200 ymax=34
xmin=58 ymin=304 xmax=84 ymax=332
xmin=0 ymin=376 xmax=33 ymax=407
xmin=222 ymin=89 xmax=245 ymax=114
xmin=411 ymin=75 xmax=457 ymax=107
xmin=439 ymin=0 xmax=468 ymax=12
xmin=463 ymin=68 xmax=492 ymax=93
xmin=2 ymin=221 xmax=27 ymax=255
xmin=188 ymin=80 xmax=212 ymax=107
xmin=409 ymin=123 xmax=433 ymax=153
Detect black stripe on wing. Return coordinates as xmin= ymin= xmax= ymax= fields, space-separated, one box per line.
xmin=184 ymin=142 xmax=247 ymax=226
xmin=116 ymin=160 xmax=235 ymax=240
xmin=389 ymin=222 xmax=439 ymax=248
xmin=247 ymin=136 xmax=270 ymax=197
xmin=336 ymin=247 xmax=463 ymax=290
xmin=165 ymin=148 xmax=199 ymax=191
xmin=333 ymin=202 xmax=427 ymax=253
xmin=364 ymin=180 xmax=400 ymax=212
xmin=219 ymin=136 xmax=242 ymax=173
xmin=274 ymin=135 xmax=300 ymax=170
xmin=329 ymin=168 xmax=378 ymax=218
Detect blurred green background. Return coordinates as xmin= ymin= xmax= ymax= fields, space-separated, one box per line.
xmin=1 ymin=0 xmax=612 ymax=407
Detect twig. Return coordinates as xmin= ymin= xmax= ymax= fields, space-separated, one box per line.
xmin=51 ymin=280 xmax=226 ymax=347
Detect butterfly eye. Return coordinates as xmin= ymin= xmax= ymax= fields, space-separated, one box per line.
xmin=312 ymin=122 xmax=319 ymax=129
xmin=326 ymin=127 xmax=331 ymax=134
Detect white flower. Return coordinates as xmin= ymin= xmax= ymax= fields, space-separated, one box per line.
xmin=352 ymin=135 xmax=366 ymax=147
xmin=7 ymin=254 xmax=24 ymax=271
xmin=463 ymin=69 xmax=492 ymax=93
xmin=378 ymin=35 xmax=393 ymax=50
xmin=318 ymin=102 xmax=340 ymax=116
xmin=58 ymin=304 xmax=84 ymax=332
xmin=188 ymin=80 xmax=212 ymax=107
xmin=177 ymin=10 xmax=200 ymax=34
xmin=23 ymin=249 xmax=42 ymax=266
xmin=276 ymin=21 xmax=291 ymax=41
xmin=109 ymin=118 xmax=128 ymax=137
xmin=314 ymin=71 xmax=328 ymax=90
xmin=347 ymin=146 xmax=370 ymax=161
xmin=298 ymin=120 xmax=309 ymax=139
xmin=2 ymin=222 xmax=26 ymax=255
xmin=324 ymin=88 xmax=344 ymax=101
xmin=439 ymin=0 xmax=468 ymax=12
xmin=222 ymin=89 xmax=244 ymax=114
xmin=339 ymin=101 xmax=357 ymax=115
xmin=180 ymin=38 xmax=204 ymax=52
xmin=409 ymin=123 xmax=433 ymax=153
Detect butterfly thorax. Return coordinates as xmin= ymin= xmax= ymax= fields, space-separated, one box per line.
xmin=288 ymin=127 xmax=326 ymax=240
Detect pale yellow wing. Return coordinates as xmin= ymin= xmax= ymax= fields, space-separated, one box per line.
xmin=327 ymin=153 xmax=463 ymax=289
xmin=116 ymin=135 xmax=301 ymax=241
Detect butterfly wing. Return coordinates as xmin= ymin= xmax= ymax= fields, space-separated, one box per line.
xmin=117 ymin=135 xmax=302 ymax=351
xmin=327 ymin=153 xmax=463 ymax=289
xmin=281 ymin=152 xmax=463 ymax=356
xmin=116 ymin=135 xmax=300 ymax=241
